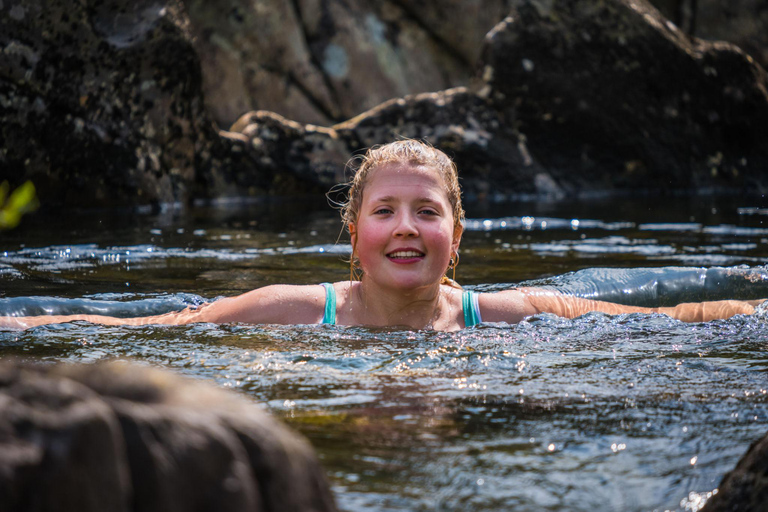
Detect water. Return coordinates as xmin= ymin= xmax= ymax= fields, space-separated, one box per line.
xmin=1 ymin=195 xmax=767 ymax=512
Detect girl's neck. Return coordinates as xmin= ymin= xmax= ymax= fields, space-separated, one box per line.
xmin=353 ymin=278 xmax=448 ymax=329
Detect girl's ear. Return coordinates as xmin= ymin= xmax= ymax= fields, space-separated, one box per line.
xmin=348 ymin=223 xmax=357 ymax=246
xmin=452 ymin=224 xmax=463 ymax=253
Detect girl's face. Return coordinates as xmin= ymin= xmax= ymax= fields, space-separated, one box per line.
xmin=350 ymin=162 xmax=461 ymax=292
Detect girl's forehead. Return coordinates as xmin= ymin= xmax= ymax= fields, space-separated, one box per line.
xmin=361 ymin=167 xmax=453 ymax=207
xmin=366 ymin=162 xmax=443 ymax=185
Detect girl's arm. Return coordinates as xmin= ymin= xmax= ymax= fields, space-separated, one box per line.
xmin=0 ymin=285 xmax=327 ymax=330
xmin=480 ymin=287 xmax=764 ymax=324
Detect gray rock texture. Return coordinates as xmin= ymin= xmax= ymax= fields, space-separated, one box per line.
xmin=0 ymin=0 xmax=219 ymax=208
xmin=184 ymin=0 xmax=514 ymax=127
xmin=701 ymin=430 xmax=768 ymax=512
xmin=0 ymin=360 xmax=336 ymax=512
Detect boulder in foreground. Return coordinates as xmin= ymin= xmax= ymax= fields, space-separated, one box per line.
xmin=701 ymin=429 xmax=768 ymax=512
xmin=0 ymin=360 xmax=336 ymax=512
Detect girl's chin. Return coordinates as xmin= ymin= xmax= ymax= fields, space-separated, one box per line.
xmin=373 ymin=274 xmax=441 ymax=290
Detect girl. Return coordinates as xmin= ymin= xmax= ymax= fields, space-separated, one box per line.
xmin=2 ymin=140 xmax=763 ymax=330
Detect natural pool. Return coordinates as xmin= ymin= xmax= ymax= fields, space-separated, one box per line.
xmin=1 ymin=195 xmax=767 ymax=511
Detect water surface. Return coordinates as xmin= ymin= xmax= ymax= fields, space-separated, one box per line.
xmin=1 ymin=195 xmax=767 ymax=512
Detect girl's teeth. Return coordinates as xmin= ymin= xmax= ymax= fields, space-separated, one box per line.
xmin=390 ymin=251 xmax=422 ymax=258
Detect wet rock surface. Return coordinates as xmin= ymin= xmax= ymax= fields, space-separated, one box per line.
xmin=701 ymin=430 xmax=768 ymax=512
xmin=0 ymin=360 xmax=337 ymax=512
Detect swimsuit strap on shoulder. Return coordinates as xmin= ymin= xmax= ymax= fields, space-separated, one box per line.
xmin=462 ymin=290 xmax=483 ymax=328
xmin=321 ymin=283 xmax=337 ymax=325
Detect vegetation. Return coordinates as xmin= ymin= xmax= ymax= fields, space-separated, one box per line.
xmin=0 ymin=181 xmax=38 ymax=230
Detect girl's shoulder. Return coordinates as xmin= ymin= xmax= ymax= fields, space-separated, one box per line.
xmin=201 ymin=283 xmax=329 ymax=325
xmin=476 ymin=288 xmax=538 ymax=324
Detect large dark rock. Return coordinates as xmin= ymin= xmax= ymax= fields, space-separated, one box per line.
xmin=222 ymin=111 xmax=348 ymax=195
xmin=701 ymin=430 xmax=768 ymax=512
xmin=0 ymin=360 xmax=336 ymax=512
xmin=479 ymin=0 xmax=768 ymax=195
xmin=0 ymin=0 xmax=221 ymax=208
xmin=0 ymin=0 xmax=318 ymax=209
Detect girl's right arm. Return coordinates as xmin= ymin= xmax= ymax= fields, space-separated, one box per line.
xmin=480 ymin=287 xmax=764 ymax=324
xmin=0 ymin=285 xmax=327 ymax=329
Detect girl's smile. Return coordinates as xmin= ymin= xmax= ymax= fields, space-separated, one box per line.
xmin=386 ymin=248 xmax=425 ymax=263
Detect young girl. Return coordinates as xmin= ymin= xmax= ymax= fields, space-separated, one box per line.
xmin=1 ymin=140 xmax=763 ymax=331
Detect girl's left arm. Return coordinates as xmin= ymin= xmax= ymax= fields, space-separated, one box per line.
xmin=479 ymin=288 xmax=764 ymax=323
xmin=0 ymin=284 xmax=326 ymax=330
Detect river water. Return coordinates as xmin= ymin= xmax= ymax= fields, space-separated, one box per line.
xmin=1 ymin=195 xmax=767 ymax=512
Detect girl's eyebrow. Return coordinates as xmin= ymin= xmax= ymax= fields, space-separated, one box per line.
xmin=371 ymin=195 xmax=443 ymax=204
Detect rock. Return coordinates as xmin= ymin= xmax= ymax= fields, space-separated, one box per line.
xmin=183 ymin=0 xmax=340 ymax=127
xmin=648 ymin=0 xmax=768 ymax=70
xmin=4 ymin=0 xmax=768 ymax=208
xmin=184 ymin=0 xmax=513 ymax=127
xmin=479 ymin=0 xmax=768 ymax=194
xmin=693 ymin=0 xmax=768 ymax=70
xmin=0 ymin=0 xmax=219 ymax=209
xmin=227 ymin=88 xmax=546 ymax=201
xmin=0 ymin=360 xmax=337 ymax=512
xmin=230 ymin=0 xmax=768 ymax=198
xmin=701 ymin=430 xmax=768 ymax=512
xmin=333 ymin=88 xmax=544 ymax=199
xmin=292 ymin=0 xmax=470 ymax=124
xmin=391 ymin=1 xmax=516 ymax=66
xmin=215 ymin=111 xmax=348 ymax=195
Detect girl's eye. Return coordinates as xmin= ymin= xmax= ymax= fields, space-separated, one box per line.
xmin=419 ymin=209 xmax=439 ymax=216
xmin=374 ymin=208 xmax=393 ymax=215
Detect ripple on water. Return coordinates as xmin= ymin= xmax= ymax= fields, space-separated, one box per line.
xmin=2 ymin=301 xmax=766 ymax=512
xmin=3 ymin=204 xmax=768 ymax=511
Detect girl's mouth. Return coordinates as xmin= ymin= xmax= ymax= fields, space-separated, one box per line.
xmin=387 ymin=250 xmax=425 ymax=260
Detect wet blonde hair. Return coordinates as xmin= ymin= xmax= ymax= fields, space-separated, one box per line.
xmin=339 ymin=140 xmax=465 ymax=285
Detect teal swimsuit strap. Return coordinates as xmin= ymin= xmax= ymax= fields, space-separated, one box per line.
xmin=321 ymin=283 xmax=336 ymax=325
xmin=324 ymin=284 xmax=477 ymax=327
xmin=462 ymin=290 xmax=483 ymax=327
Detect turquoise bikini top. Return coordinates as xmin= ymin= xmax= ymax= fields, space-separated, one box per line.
xmin=320 ymin=283 xmax=483 ymax=328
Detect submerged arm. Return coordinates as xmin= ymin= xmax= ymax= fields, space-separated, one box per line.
xmin=480 ymin=288 xmax=763 ymax=323
xmin=0 ymin=285 xmax=326 ymax=330
xmin=0 ymin=307 xmax=208 ymax=329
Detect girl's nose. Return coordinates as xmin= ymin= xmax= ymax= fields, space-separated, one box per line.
xmin=394 ymin=213 xmax=419 ymax=237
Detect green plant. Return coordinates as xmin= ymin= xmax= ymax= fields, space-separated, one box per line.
xmin=0 ymin=181 xmax=39 ymax=230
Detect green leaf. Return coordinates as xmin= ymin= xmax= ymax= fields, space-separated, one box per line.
xmin=0 ymin=180 xmax=39 ymax=230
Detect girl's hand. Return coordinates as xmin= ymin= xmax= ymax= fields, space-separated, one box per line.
xmin=661 ymin=299 xmax=766 ymax=322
